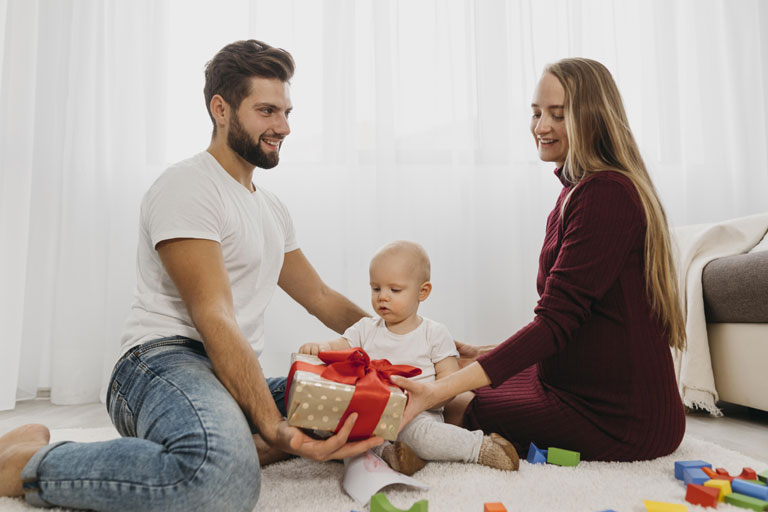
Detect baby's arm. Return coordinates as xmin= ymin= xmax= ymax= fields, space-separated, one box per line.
xmin=298 ymin=337 xmax=352 ymax=355
xmin=431 ymin=356 xmax=460 ymax=409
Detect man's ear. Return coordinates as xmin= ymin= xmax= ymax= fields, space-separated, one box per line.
xmin=418 ymin=281 xmax=432 ymax=302
xmin=209 ymin=94 xmax=230 ymax=131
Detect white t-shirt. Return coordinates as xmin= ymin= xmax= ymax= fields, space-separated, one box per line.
xmin=342 ymin=316 xmax=458 ymax=382
xmin=120 ymin=151 xmax=298 ymax=357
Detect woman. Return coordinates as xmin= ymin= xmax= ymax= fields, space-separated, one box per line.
xmin=395 ymin=58 xmax=686 ymax=462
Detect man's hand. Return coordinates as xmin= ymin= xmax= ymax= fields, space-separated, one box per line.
xmin=455 ymin=341 xmax=497 ymax=369
xmin=298 ymin=342 xmax=331 ymax=355
xmin=455 ymin=341 xmax=480 ymax=368
xmin=273 ymin=413 xmax=383 ymax=462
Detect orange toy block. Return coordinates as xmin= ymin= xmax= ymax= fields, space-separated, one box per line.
xmin=704 ymin=479 xmax=732 ymax=502
xmin=483 ymin=504 xmax=507 ymax=512
xmin=702 ymin=467 xmax=729 ymax=481
xmin=685 ymin=483 xmax=719 ymax=508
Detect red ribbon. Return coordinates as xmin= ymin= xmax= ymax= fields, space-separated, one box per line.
xmin=286 ymin=347 xmax=421 ymax=440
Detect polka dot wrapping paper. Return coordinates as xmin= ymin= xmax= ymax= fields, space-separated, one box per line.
xmin=286 ymin=353 xmax=407 ymax=441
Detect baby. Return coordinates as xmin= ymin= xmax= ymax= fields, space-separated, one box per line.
xmin=299 ymin=240 xmax=519 ymax=475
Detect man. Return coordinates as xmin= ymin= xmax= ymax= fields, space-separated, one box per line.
xmin=0 ymin=39 xmax=381 ymax=511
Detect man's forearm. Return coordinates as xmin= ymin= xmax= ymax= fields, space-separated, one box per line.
xmin=310 ymin=287 xmax=369 ymax=334
xmin=196 ymin=313 xmax=283 ymax=443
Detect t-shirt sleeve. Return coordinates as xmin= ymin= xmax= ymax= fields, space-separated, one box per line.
xmin=342 ymin=318 xmax=369 ymax=348
xmin=428 ymin=321 xmax=459 ymax=363
xmin=143 ymin=168 xmax=224 ymax=249
xmin=261 ymin=189 xmax=299 ymax=253
xmin=478 ymin=176 xmax=645 ymax=386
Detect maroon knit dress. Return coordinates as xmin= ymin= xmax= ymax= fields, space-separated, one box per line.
xmin=467 ymin=168 xmax=685 ymax=462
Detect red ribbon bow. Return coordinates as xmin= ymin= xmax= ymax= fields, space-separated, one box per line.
xmin=286 ymin=347 xmax=421 ymax=440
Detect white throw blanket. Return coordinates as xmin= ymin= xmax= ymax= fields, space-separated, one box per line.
xmin=672 ymin=212 xmax=768 ymax=416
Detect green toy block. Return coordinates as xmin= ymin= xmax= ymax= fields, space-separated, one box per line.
xmin=758 ymin=468 xmax=768 ymax=483
xmin=724 ymin=492 xmax=768 ymax=511
xmin=546 ymin=446 xmax=580 ymax=467
xmin=370 ymin=492 xmax=428 ymax=512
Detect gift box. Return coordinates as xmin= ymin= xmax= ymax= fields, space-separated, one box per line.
xmin=285 ymin=348 xmax=420 ymax=441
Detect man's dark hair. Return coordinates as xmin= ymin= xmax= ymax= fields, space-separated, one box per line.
xmin=204 ymin=39 xmax=295 ymax=132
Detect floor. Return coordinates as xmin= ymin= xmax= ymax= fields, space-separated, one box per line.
xmin=1 ymin=399 xmax=767 ymax=463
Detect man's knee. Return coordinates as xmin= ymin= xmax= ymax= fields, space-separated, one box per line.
xmin=162 ymin=433 xmax=260 ymax=512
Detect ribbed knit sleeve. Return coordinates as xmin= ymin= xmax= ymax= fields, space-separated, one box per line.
xmin=478 ymin=173 xmax=645 ymax=387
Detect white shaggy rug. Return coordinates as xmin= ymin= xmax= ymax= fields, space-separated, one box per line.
xmin=0 ymin=427 xmax=765 ymax=511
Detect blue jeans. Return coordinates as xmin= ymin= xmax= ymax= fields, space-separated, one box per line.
xmin=21 ymin=336 xmax=288 ymax=511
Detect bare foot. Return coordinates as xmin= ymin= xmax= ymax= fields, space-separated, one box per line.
xmin=252 ymin=434 xmax=292 ymax=466
xmin=0 ymin=424 xmax=51 ymax=497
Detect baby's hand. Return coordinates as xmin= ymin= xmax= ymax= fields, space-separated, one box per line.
xmin=298 ymin=342 xmax=329 ymax=355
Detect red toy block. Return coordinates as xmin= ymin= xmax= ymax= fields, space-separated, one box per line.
xmin=710 ymin=467 xmax=759 ymax=482
xmin=738 ymin=468 xmax=758 ymax=481
xmin=484 ymin=503 xmax=507 ymax=512
xmin=686 ymin=483 xmax=720 ymax=508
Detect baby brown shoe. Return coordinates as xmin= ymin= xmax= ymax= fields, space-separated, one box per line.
xmin=477 ymin=433 xmax=520 ymax=471
xmin=381 ymin=441 xmax=427 ymax=476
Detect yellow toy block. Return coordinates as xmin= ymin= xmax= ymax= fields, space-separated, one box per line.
xmin=704 ymin=478 xmax=732 ymax=502
xmin=643 ymin=500 xmax=688 ymax=512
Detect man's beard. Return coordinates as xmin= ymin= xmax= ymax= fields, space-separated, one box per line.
xmin=227 ymin=114 xmax=281 ymax=169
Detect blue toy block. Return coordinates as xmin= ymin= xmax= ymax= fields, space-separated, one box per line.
xmin=683 ymin=467 xmax=709 ymax=486
xmin=526 ymin=442 xmax=548 ymax=464
xmin=732 ymin=479 xmax=768 ymax=501
xmin=370 ymin=493 xmax=428 ymax=512
xmin=674 ymin=460 xmax=711 ymax=480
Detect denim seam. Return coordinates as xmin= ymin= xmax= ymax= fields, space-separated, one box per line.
xmin=42 ymin=361 xmax=213 ymax=492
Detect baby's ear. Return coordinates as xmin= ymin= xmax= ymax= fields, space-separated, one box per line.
xmin=418 ymin=281 xmax=432 ymax=301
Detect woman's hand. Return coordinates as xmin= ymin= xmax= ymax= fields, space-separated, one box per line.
xmin=393 ymin=362 xmax=492 ymax=431
xmin=391 ymin=376 xmax=440 ymax=429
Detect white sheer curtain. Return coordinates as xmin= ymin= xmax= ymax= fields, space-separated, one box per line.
xmin=0 ymin=0 xmax=167 ymax=409
xmin=1 ymin=0 xmax=767 ymax=409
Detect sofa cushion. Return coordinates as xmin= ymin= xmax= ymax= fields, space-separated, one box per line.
xmin=702 ymin=250 xmax=768 ymax=323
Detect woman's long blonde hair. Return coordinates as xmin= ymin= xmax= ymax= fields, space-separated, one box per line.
xmin=546 ymin=58 xmax=686 ymax=351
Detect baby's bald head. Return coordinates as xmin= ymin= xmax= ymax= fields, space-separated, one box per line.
xmin=370 ymin=240 xmax=431 ymax=284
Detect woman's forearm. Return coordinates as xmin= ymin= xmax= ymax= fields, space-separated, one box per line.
xmin=433 ymin=361 xmax=491 ymax=405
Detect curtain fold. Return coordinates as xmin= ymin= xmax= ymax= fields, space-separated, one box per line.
xmin=1 ymin=0 xmax=167 ymax=409
xmin=1 ymin=0 xmax=767 ymax=409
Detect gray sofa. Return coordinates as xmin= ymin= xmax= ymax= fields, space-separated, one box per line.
xmin=702 ymin=250 xmax=768 ymax=412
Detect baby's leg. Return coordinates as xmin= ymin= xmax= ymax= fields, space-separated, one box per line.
xmin=398 ymin=410 xmax=483 ymax=463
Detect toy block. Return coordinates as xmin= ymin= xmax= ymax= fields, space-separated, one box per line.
xmin=642 ymin=499 xmax=688 ymax=511
xmin=546 ymin=446 xmax=580 ymax=467
xmin=675 ymin=460 xmax=712 ymax=480
xmin=483 ymin=503 xmax=507 ymax=512
xmin=526 ymin=442 xmax=547 ymax=464
xmin=704 ymin=479 xmax=732 ymax=501
xmin=682 ymin=467 xmax=709 ymax=486
xmin=685 ymin=483 xmax=720 ymax=508
xmin=758 ymin=469 xmax=768 ymax=483
xmin=738 ymin=468 xmax=758 ymax=481
xmin=732 ymin=479 xmax=768 ymax=501
xmin=743 ymin=480 xmax=767 ymax=486
xmin=370 ymin=493 xmax=428 ymax=512
xmin=724 ymin=492 xmax=768 ymax=511
xmin=702 ymin=466 xmax=730 ymax=481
